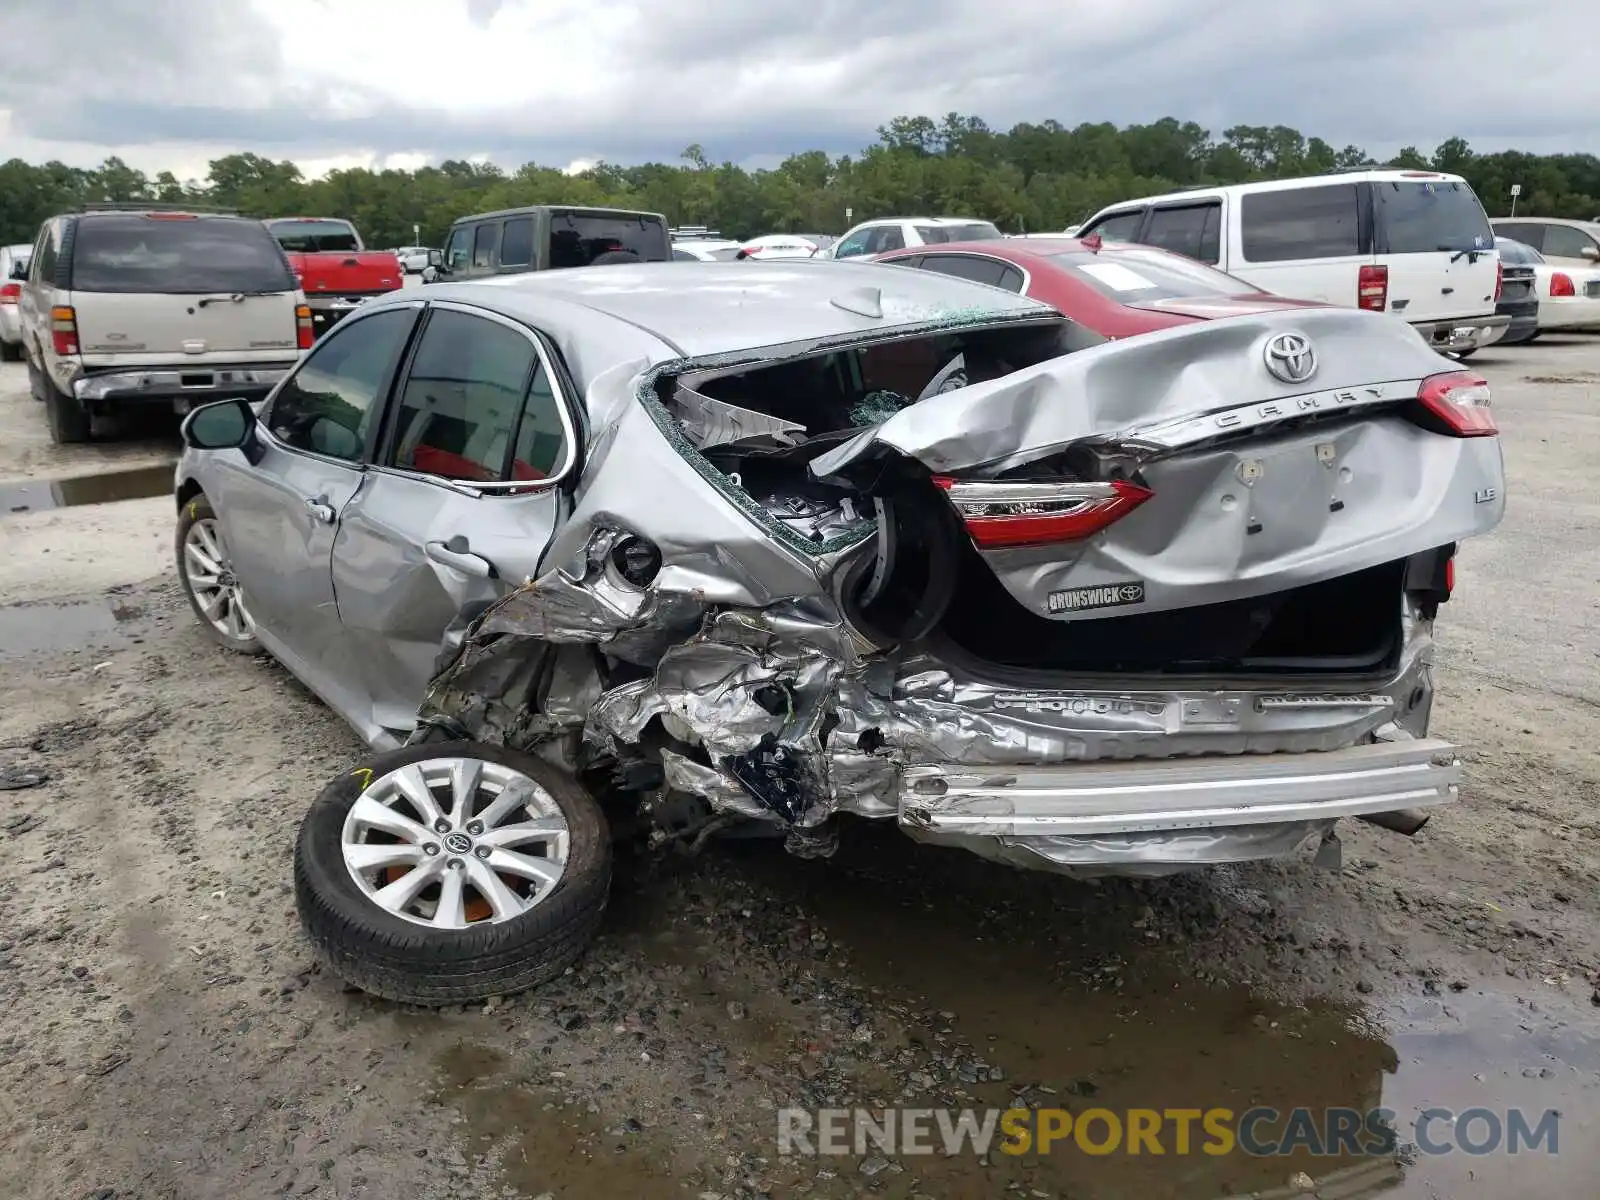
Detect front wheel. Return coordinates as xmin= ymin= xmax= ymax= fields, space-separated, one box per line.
xmin=294 ymin=741 xmax=612 ymax=1005
xmin=175 ymin=492 xmax=263 ymax=654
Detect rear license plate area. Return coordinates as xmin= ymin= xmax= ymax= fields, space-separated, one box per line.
xmin=1585 ymin=281 xmax=1600 ymax=299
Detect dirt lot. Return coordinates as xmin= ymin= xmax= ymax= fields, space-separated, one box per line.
xmin=0 ymin=338 xmax=1597 ymax=1200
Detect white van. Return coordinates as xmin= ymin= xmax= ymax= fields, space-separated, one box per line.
xmin=1076 ymin=170 xmax=1506 ymax=354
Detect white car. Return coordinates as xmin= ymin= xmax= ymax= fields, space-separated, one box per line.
xmin=672 ymin=239 xmax=744 ymax=262
xmin=732 ymin=234 xmax=827 ymax=260
xmin=0 ymin=242 xmax=31 ymax=361
xmin=394 ymin=246 xmax=432 ymax=274
xmin=828 ymin=217 xmax=1004 ymax=260
xmin=1077 ymin=170 xmax=1507 ymax=355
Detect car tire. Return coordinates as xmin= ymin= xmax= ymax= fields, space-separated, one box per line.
xmin=175 ymin=493 xmax=265 ymax=654
xmin=0 ymin=340 xmax=20 ymax=363
xmin=43 ymin=377 xmax=91 ymax=444
xmin=294 ymin=741 xmax=612 ymax=1005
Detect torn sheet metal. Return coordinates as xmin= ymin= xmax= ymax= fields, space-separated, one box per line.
xmin=811 ymin=306 xmax=1467 ymax=480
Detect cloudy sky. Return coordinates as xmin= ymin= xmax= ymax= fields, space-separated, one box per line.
xmin=0 ymin=0 xmax=1591 ymax=181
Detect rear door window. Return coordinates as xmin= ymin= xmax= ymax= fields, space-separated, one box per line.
xmin=546 ymin=212 xmax=670 ymax=267
xmin=499 ymin=217 xmax=534 ymax=267
xmin=388 ymin=309 xmax=567 ymax=484
xmin=916 ymin=254 xmax=1011 ymax=288
xmin=1375 ymin=179 xmax=1492 ymax=254
xmin=1239 ymin=184 xmax=1361 ymax=262
xmin=1142 ymin=203 xmax=1221 ymax=263
xmin=1542 ymin=224 xmax=1600 ymax=260
xmin=872 ymin=226 xmax=906 ymax=253
xmin=33 ymin=223 xmax=57 ymax=283
xmin=70 ymin=216 xmax=296 ymax=293
xmin=1080 ymin=209 xmax=1145 ymax=243
xmin=1493 ymin=223 xmax=1544 ymax=251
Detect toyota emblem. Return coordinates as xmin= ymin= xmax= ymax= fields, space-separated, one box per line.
xmin=1263 ymin=332 xmax=1317 ymax=384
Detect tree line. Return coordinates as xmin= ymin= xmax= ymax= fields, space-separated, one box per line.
xmin=2 ymin=115 xmax=1597 ymax=250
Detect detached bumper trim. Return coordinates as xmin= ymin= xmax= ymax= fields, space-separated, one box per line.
xmin=1410 ymin=314 xmax=1510 ymax=351
xmin=898 ymin=738 xmax=1460 ymax=838
xmin=73 ymin=365 xmax=291 ymax=402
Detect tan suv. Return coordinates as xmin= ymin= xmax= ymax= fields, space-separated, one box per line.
xmin=16 ymin=205 xmax=314 ymax=444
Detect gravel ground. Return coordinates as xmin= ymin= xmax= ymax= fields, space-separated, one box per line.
xmin=0 ymin=339 xmax=1597 ymax=1200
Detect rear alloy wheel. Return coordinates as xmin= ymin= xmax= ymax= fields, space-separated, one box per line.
xmin=294 ymin=741 xmax=612 ymax=1005
xmin=41 ymin=372 xmax=90 ymax=444
xmin=175 ymin=493 xmax=263 ymax=654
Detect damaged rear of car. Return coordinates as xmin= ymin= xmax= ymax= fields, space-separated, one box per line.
xmin=277 ymin=263 xmax=1503 ymax=1003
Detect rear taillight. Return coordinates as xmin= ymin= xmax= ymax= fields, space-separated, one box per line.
xmin=0 ymin=282 xmax=19 ymax=305
xmin=1357 ymin=264 xmax=1388 ymax=312
xmin=1550 ymin=272 xmax=1575 ymax=298
xmin=931 ymin=477 xmax=1153 ymax=548
xmin=50 ymin=305 xmax=78 ymax=355
xmin=1445 ymin=557 xmax=1455 ymax=594
xmin=1494 ymin=260 xmax=1503 ymax=303
xmin=295 ymin=304 xmax=314 ymax=350
xmin=740 ymin=246 xmax=763 ymax=258
xmin=1416 ymin=370 xmax=1496 ymax=437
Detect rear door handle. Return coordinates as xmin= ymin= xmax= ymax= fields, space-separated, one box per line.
xmin=304 ymin=496 xmax=335 ymax=524
xmin=425 ymin=538 xmax=497 ymax=579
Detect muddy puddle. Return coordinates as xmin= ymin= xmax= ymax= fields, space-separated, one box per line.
xmin=0 ymin=463 xmax=174 ymax=515
xmin=0 ymin=595 xmax=143 ymax=659
xmin=429 ymin=831 xmax=1599 ymax=1198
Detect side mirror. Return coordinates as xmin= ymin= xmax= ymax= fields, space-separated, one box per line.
xmin=428 ymin=249 xmax=443 ymax=267
xmin=182 ymin=397 xmax=255 ymax=451
xmin=8 ymin=261 xmax=27 ymax=281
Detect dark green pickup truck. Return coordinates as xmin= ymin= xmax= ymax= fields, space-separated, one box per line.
xmin=422 ymin=205 xmax=672 ymax=282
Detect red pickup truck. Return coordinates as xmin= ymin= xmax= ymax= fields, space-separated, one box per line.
xmin=264 ymin=218 xmax=402 ymax=338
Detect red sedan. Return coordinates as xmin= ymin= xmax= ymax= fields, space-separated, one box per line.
xmin=873 ymin=235 xmax=1323 ymax=337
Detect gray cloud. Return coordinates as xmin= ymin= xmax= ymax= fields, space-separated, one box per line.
xmin=1 ymin=0 xmax=1592 ymax=173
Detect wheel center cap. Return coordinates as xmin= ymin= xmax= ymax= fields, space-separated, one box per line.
xmin=443 ymin=832 xmax=473 ymax=854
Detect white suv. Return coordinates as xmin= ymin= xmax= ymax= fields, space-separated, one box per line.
xmin=17 ymin=207 xmax=311 ymax=443
xmin=828 ymin=217 xmax=1004 ymax=260
xmin=1077 ymin=170 xmax=1506 ymax=355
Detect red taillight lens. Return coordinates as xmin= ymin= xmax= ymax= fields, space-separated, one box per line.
xmin=0 ymin=282 xmax=19 ymax=305
xmin=1357 ymin=264 xmax=1388 ymax=312
xmin=1494 ymin=260 xmax=1503 ymax=303
xmin=1416 ymin=370 xmax=1496 ymax=437
xmin=50 ymin=305 xmax=78 ymax=355
xmin=932 ymin=477 xmax=1154 ymax=548
xmin=295 ymin=304 xmax=314 ymax=350
xmin=1550 ymin=272 xmax=1575 ymax=298
xmin=1445 ymin=557 xmax=1455 ymax=594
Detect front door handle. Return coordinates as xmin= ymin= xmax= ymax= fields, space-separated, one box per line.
xmin=425 ymin=538 xmax=497 ymax=580
xmin=304 ymin=496 xmax=336 ymax=524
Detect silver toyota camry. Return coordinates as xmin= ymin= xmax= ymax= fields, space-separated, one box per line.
xmin=173 ymin=261 xmax=1506 ymax=1005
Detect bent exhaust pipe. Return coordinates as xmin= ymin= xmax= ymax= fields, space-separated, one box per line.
xmin=1357 ymin=808 xmax=1432 ymax=836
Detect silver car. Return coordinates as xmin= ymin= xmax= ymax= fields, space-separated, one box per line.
xmin=173 ymin=261 xmax=1506 ymax=1005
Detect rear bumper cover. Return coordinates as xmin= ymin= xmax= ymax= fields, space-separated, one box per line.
xmin=73 ymin=364 xmax=292 ymax=408
xmin=1410 ymin=313 xmax=1509 ymax=351
xmin=303 ymin=291 xmax=401 ymax=333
